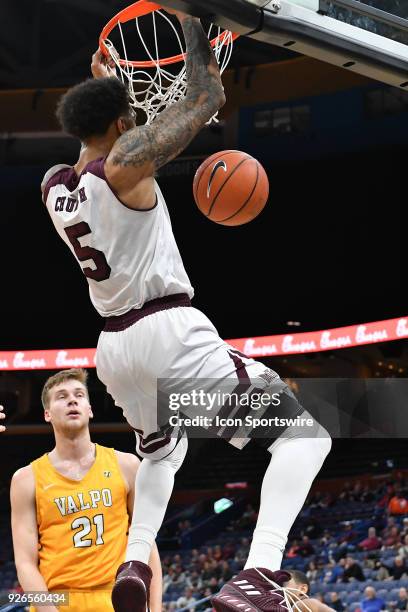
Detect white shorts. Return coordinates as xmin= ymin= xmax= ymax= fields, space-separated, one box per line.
xmin=96 ymin=297 xmax=303 ymax=460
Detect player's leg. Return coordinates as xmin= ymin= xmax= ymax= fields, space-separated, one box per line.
xmin=245 ymin=422 xmax=331 ymax=571
xmin=111 ymin=433 xmax=188 ymax=612
xmin=212 ymin=420 xmax=330 ymax=612
xmin=96 ymin=322 xmax=192 ymax=612
xmin=185 ymin=336 xmax=331 ymax=610
xmin=126 ymin=431 xmax=188 ymax=563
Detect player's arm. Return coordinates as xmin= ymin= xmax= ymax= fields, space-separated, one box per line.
xmin=0 ymin=405 xmax=5 ymax=432
xmin=117 ymin=452 xmax=163 ymax=612
xmin=105 ymin=12 xmax=226 ymax=209
xmin=10 ymin=466 xmax=59 ymax=612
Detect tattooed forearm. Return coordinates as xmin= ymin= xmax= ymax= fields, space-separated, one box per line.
xmin=181 ymin=17 xmax=224 ymax=103
xmin=111 ymin=17 xmax=225 ymax=172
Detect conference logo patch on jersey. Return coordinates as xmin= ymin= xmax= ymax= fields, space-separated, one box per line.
xmin=207 ymin=160 xmax=227 ymax=198
xmin=104 ymin=471 xmax=111 ymax=478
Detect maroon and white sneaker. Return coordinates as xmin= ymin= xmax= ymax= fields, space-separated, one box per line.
xmin=212 ymin=568 xmax=292 ymax=612
xmin=111 ymin=560 xmax=152 ymax=612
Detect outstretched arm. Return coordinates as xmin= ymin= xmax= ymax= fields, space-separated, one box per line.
xmin=105 ymin=13 xmax=226 ymax=208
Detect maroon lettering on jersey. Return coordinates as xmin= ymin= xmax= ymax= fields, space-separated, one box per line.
xmin=55 ymin=196 xmax=66 ymax=212
xmin=66 ymin=197 xmax=77 ymax=213
xmin=78 ymin=187 xmax=87 ymax=203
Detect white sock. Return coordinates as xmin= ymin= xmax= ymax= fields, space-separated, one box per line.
xmin=245 ymin=432 xmax=331 ymax=571
xmin=126 ymin=436 xmax=188 ymax=564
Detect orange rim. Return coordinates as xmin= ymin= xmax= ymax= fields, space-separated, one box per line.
xmin=99 ymin=0 xmax=239 ymax=68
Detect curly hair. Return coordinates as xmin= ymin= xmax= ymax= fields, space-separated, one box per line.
xmin=56 ymin=77 xmax=132 ymax=140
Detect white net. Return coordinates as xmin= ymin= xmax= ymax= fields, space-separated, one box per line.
xmin=103 ymin=11 xmax=234 ymax=124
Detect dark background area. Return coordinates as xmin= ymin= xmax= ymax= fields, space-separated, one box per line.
xmin=1 ymin=142 xmax=406 ymax=350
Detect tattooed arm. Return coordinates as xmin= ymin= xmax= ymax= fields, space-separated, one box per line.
xmin=105 ymin=13 xmax=226 ymax=210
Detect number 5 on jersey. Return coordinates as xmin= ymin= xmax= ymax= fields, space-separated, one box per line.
xmin=65 ymin=222 xmax=111 ymax=282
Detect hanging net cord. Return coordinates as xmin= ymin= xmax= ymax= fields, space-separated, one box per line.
xmin=254 ymin=569 xmax=314 ymax=612
xmin=103 ymin=11 xmax=234 ymax=124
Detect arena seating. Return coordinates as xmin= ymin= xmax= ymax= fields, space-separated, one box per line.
xmin=1 ymin=475 xmax=408 ymax=612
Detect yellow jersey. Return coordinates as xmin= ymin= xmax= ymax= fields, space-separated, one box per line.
xmin=31 ymin=444 xmax=128 ymax=591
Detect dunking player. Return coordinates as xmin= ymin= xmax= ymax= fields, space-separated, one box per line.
xmin=10 ymin=369 xmax=162 ymax=612
xmin=41 ymin=9 xmax=331 ymax=612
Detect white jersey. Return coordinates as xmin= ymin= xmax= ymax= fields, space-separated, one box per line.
xmin=42 ymin=157 xmax=194 ymax=317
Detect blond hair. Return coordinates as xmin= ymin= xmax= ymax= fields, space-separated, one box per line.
xmin=41 ymin=368 xmax=89 ymax=409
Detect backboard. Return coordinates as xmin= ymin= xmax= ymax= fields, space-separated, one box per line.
xmin=162 ymin=0 xmax=408 ymax=87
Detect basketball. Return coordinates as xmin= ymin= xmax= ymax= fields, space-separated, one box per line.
xmin=193 ymin=150 xmax=269 ymax=226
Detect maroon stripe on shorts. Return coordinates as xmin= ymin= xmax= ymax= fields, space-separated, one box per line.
xmin=132 ymin=426 xmax=174 ymax=455
xmin=103 ymin=293 xmax=192 ymax=332
xmin=206 ymin=350 xmax=252 ymax=440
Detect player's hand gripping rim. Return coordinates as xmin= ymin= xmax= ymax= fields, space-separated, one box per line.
xmin=91 ymin=48 xmax=118 ymax=79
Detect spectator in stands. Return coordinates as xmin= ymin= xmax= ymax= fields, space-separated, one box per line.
xmin=389 ymin=492 xmax=408 ymax=515
xmin=321 ymin=529 xmax=334 ymax=546
xmin=383 ymin=516 xmax=397 ymax=533
xmin=334 ymin=522 xmax=359 ymax=559
xmin=361 ymin=587 xmax=385 ymax=612
xmin=173 ymin=564 xmax=187 ymax=585
xmin=287 ymin=539 xmax=301 ymax=558
xmin=306 ymin=561 xmax=321 ymax=583
xmin=222 ymin=540 xmax=235 ymax=560
xmin=399 ymin=534 xmax=408 ymax=558
xmin=208 ymin=576 xmax=220 ymax=594
xmin=163 ymin=567 xmax=176 ymax=593
xmin=342 ymin=556 xmax=365 ymax=582
xmin=393 ymin=587 xmax=408 ymax=611
xmin=219 ymin=560 xmax=233 ymax=583
xmin=176 ymin=587 xmax=197 ymax=608
xmin=236 ymin=504 xmax=257 ymax=529
xmin=384 ymin=527 xmax=402 ymax=549
xmin=298 ymin=535 xmax=315 ymax=557
xmin=329 ymin=592 xmax=345 ymax=612
xmin=375 ymin=561 xmax=390 ymax=581
xmin=378 ymin=484 xmax=396 ymax=510
xmin=195 ymin=587 xmax=213 ymax=611
xmin=201 ymin=561 xmax=214 ymax=582
xmin=324 ymin=560 xmax=345 ymax=583
xmin=388 ymin=556 xmax=408 ymax=580
xmin=305 ymin=520 xmax=323 ymax=540
xmin=359 ymin=527 xmax=382 ymax=551
xmin=186 ymin=570 xmax=203 ymax=590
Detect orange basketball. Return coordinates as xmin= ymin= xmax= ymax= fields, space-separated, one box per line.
xmin=193 ymin=150 xmax=269 ymax=226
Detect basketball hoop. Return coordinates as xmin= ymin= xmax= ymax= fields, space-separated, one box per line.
xmin=99 ymin=1 xmax=238 ymax=124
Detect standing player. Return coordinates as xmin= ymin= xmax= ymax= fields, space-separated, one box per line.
xmin=10 ymin=369 xmax=162 ymax=612
xmin=42 ymin=9 xmax=331 ymax=612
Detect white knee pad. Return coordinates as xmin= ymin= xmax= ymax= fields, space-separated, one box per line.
xmin=158 ymin=432 xmax=188 ymax=472
xmin=268 ymin=410 xmax=331 ymax=458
